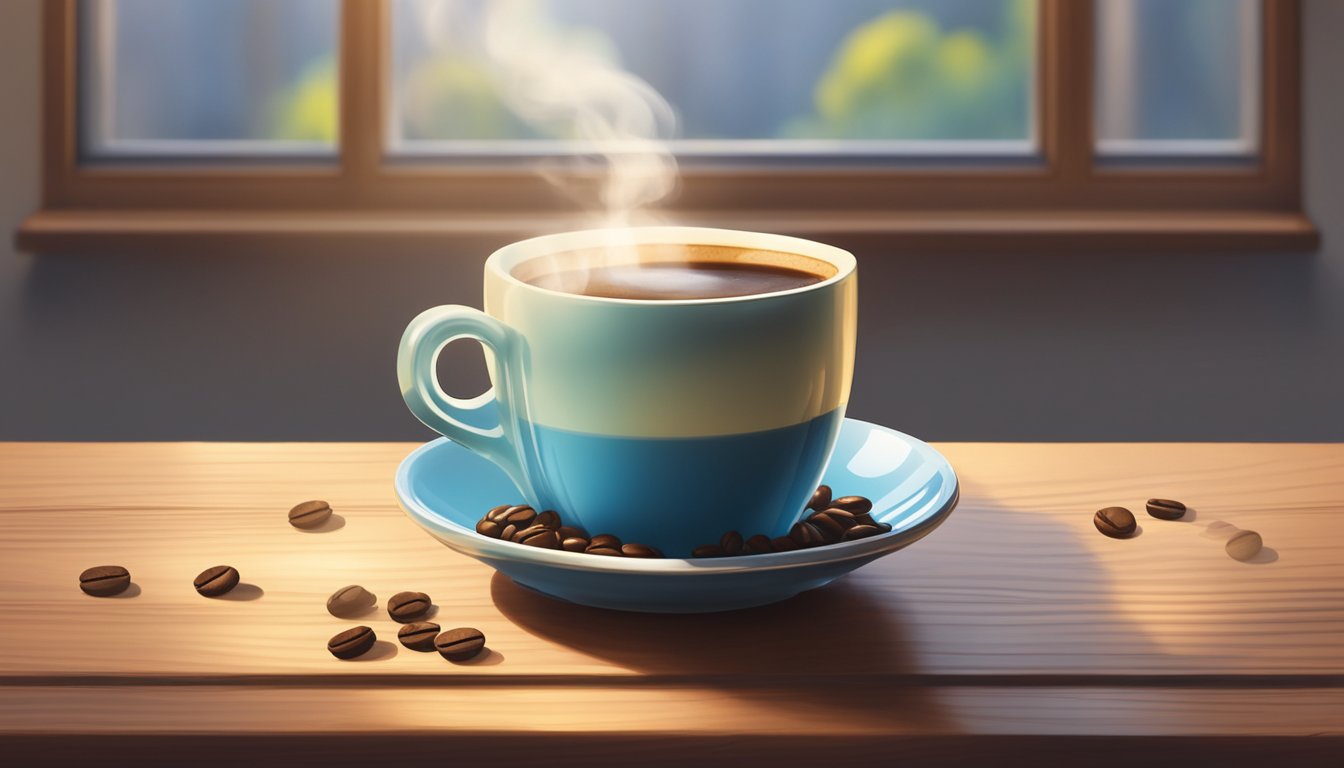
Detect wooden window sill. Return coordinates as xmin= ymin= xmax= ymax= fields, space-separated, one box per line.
xmin=13 ymin=209 xmax=1321 ymax=255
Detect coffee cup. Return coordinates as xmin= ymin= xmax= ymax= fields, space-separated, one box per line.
xmin=397 ymin=226 xmax=856 ymax=557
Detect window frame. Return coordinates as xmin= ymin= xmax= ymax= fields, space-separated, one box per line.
xmin=18 ymin=0 xmax=1318 ymax=254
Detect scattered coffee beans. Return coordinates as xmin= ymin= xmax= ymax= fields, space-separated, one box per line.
xmin=473 ymin=488 xmax=880 ymax=559
xmin=397 ymin=621 xmax=441 ymax=652
xmin=1226 ymin=529 xmax=1264 ymax=561
xmin=288 ymin=500 xmax=332 ymax=529
xmin=328 ymin=626 xmax=376 ymax=660
xmin=79 ymin=565 xmax=131 ymax=597
xmin=327 ymin=584 xmax=377 ymax=617
xmin=193 ymin=565 xmax=240 ymax=597
xmin=388 ymin=591 xmax=432 ymax=622
xmin=1094 ymin=506 xmax=1137 ymax=538
xmin=1146 ymin=498 xmax=1187 ymax=520
xmin=435 ymin=627 xmax=486 ymax=661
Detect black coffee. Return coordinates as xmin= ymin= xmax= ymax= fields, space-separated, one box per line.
xmin=516 ymin=244 xmax=832 ymax=300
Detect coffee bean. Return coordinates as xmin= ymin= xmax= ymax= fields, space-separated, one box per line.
xmin=806 ymin=512 xmax=845 ymax=543
xmin=844 ymin=524 xmax=882 ymax=541
xmin=830 ymin=496 xmax=873 ymax=515
xmin=586 ymin=546 xmax=624 ymax=557
xmin=691 ymin=544 xmax=724 ymax=558
xmin=589 ymin=534 xmax=622 ymax=550
xmin=328 ymin=626 xmax=376 ymax=660
xmin=770 ymin=536 xmax=799 ymax=552
xmin=516 ymin=526 xmax=561 ymax=549
xmin=484 ymin=504 xmax=510 ymax=521
xmin=500 ymin=524 xmax=520 ymax=541
xmin=853 ymin=513 xmax=877 ymax=527
xmin=808 ymin=485 xmax=833 ymax=511
xmin=79 ymin=565 xmax=131 ymax=597
xmin=288 ymin=500 xmax=332 ymax=529
xmin=719 ymin=531 xmax=744 ymax=555
xmin=397 ymin=622 xmax=441 ymax=652
xmin=1146 ymin=498 xmax=1187 ymax=520
xmin=435 ymin=627 xmax=486 ymax=661
xmin=388 ymin=591 xmax=432 ymax=622
xmin=535 ymin=510 xmax=561 ymax=529
xmin=562 ymin=537 xmax=590 ymax=553
xmin=193 ymin=565 xmax=240 ymax=597
xmin=476 ymin=519 xmax=505 ymax=538
xmin=1094 ymin=506 xmax=1137 ymax=538
xmin=327 ymin=584 xmax=376 ymax=617
xmin=789 ymin=521 xmax=826 ymax=548
xmin=817 ymin=508 xmax=858 ymax=529
xmin=621 ymin=543 xmax=663 ymax=558
xmin=745 ymin=534 xmax=773 ymax=554
xmin=557 ymin=525 xmax=588 ymax=540
xmin=875 ymin=522 xmax=892 ymax=533
xmin=495 ymin=505 xmax=537 ymax=527
xmin=1226 ymin=529 xmax=1263 ymax=561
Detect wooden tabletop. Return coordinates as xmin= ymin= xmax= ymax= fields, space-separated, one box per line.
xmin=0 ymin=442 xmax=1340 ymax=765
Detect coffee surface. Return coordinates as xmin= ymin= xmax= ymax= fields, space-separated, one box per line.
xmin=516 ymin=244 xmax=831 ymax=300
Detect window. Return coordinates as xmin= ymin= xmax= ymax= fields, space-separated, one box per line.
xmin=20 ymin=0 xmax=1316 ymax=253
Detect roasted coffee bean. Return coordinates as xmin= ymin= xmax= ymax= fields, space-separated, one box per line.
xmin=745 ymin=534 xmax=773 ymax=554
xmin=807 ymin=512 xmax=845 ymax=543
xmin=621 ymin=543 xmax=662 ymax=558
xmin=516 ymin=525 xmax=561 ymax=549
xmin=1094 ymin=506 xmax=1137 ymax=538
xmin=589 ymin=534 xmax=622 ymax=550
xmin=388 ymin=591 xmax=432 ymax=622
xmin=484 ymin=504 xmax=511 ymax=521
xmin=789 ymin=521 xmax=826 ymax=548
xmin=808 ymin=485 xmax=833 ymax=511
xmin=1226 ymin=529 xmax=1263 ymax=561
xmin=288 ymin=500 xmax=332 ymax=529
xmin=557 ymin=525 xmax=588 ymax=540
xmin=327 ymin=584 xmax=377 ymax=617
xmin=691 ymin=544 xmax=724 ymax=558
xmin=844 ymin=524 xmax=882 ymax=541
xmin=817 ymin=508 xmax=858 ymax=529
xmin=535 ymin=510 xmax=561 ymax=530
xmin=561 ymin=537 xmax=590 ymax=553
xmin=1146 ymin=498 xmax=1187 ymax=520
xmin=397 ymin=621 xmax=440 ymax=652
xmin=770 ymin=536 xmax=799 ymax=552
xmin=476 ymin=519 xmax=505 ymax=538
xmin=719 ymin=531 xmax=744 ymax=555
xmin=500 ymin=523 xmax=520 ymax=541
xmin=853 ymin=513 xmax=877 ymax=527
xmin=876 ymin=522 xmax=892 ymax=533
xmin=586 ymin=546 xmax=624 ymax=557
xmin=435 ymin=627 xmax=487 ymax=661
xmin=328 ymin=626 xmax=376 ymax=660
xmin=193 ymin=565 xmax=240 ymax=597
xmin=79 ymin=565 xmax=131 ymax=597
xmin=830 ymin=496 xmax=873 ymax=515
xmin=491 ymin=505 xmax=537 ymax=529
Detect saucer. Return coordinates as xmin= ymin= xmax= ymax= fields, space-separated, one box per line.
xmin=395 ymin=418 xmax=959 ymax=613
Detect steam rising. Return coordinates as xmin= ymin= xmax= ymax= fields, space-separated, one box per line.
xmin=415 ymin=0 xmax=681 ymax=230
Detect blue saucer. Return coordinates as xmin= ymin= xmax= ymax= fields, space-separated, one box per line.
xmin=395 ymin=418 xmax=959 ymax=613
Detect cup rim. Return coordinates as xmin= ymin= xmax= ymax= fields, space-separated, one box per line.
xmin=484 ymin=226 xmax=856 ymax=306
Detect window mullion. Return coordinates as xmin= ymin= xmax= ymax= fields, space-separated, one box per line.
xmin=1041 ymin=0 xmax=1095 ymax=181
xmin=339 ymin=0 xmax=385 ymax=197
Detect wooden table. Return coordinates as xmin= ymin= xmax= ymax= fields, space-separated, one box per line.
xmin=0 ymin=443 xmax=1340 ymax=766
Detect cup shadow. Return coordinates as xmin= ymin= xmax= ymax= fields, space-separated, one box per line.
xmin=490 ymin=571 xmax=945 ymax=729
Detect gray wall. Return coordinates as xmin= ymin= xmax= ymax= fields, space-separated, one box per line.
xmin=1 ymin=1 xmax=1341 ymax=442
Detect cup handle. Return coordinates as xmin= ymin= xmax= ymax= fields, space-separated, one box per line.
xmin=397 ymin=305 xmax=522 ymax=482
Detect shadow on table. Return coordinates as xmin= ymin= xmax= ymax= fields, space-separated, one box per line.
xmin=491 ymin=569 xmax=945 ymax=730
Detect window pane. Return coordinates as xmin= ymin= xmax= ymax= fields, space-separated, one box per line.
xmin=1095 ymin=0 xmax=1259 ymax=157
xmin=390 ymin=0 xmax=1037 ymax=157
xmin=80 ymin=0 xmax=339 ymax=159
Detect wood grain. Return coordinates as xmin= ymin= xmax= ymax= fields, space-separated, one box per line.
xmin=0 ymin=441 xmax=1340 ymax=756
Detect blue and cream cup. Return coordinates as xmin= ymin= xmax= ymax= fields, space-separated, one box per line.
xmin=397 ymin=226 xmax=857 ymax=557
